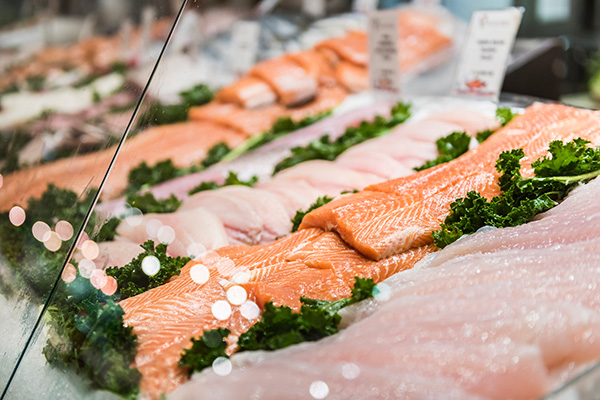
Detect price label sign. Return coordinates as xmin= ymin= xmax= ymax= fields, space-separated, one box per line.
xmin=302 ymin=0 xmax=326 ymax=18
xmin=353 ymin=0 xmax=378 ymax=13
xmin=452 ymin=8 xmax=523 ymax=101
xmin=230 ymin=21 xmax=261 ymax=76
xmin=367 ymin=10 xmax=401 ymax=97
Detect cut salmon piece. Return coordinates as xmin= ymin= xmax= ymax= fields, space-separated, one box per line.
xmin=315 ymin=31 xmax=368 ymax=67
xmin=300 ymin=104 xmax=600 ymax=260
xmin=285 ymin=50 xmax=337 ymax=87
xmin=0 ymin=121 xmax=246 ymax=210
xmin=334 ymin=61 xmax=368 ymax=93
xmin=249 ymin=58 xmax=318 ymax=106
xmin=286 ymin=85 xmax=348 ymax=121
xmin=215 ymin=76 xmax=278 ymax=109
xmin=189 ymin=102 xmax=286 ymax=137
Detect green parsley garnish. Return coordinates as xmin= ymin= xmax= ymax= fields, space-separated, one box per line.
xmin=433 ymin=138 xmax=600 ymax=248
xmin=273 ymin=102 xmax=411 ymax=174
xmin=290 ymin=196 xmax=333 ymax=232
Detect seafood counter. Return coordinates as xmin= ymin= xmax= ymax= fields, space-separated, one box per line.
xmin=2 ymin=4 xmax=600 ymax=400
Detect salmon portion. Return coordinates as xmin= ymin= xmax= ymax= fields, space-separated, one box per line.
xmin=285 ymin=50 xmax=337 ymax=87
xmin=300 ymin=104 xmax=600 ymax=260
xmin=122 ymin=227 xmax=433 ymax=398
xmin=286 ymin=85 xmax=348 ymax=121
xmin=0 ymin=121 xmax=246 ymax=210
xmin=249 ymin=58 xmax=318 ymax=106
xmin=189 ymin=102 xmax=286 ymax=136
xmin=334 ymin=61 xmax=368 ymax=93
xmin=215 ymin=76 xmax=278 ymax=109
xmin=315 ymin=31 xmax=368 ymax=67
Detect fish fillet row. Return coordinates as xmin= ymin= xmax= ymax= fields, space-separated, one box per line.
xmin=113 ymin=107 xmax=495 ymax=253
xmin=170 ymin=176 xmax=600 ymax=400
xmin=300 ymin=104 xmax=600 ymax=259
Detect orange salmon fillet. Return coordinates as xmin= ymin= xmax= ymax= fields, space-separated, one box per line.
xmin=249 ymin=58 xmax=318 ymax=106
xmin=334 ymin=61 xmax=368 ymax=93
xmin=285 ymin=50 xmax=338 ymax=87
xmin=215 ymin=76 xmax=278 ymax=109
xmin=0 ymin=121 xmax=246 ymax=210
xmin=315 ymin=31 xmax=369 ymax=67
xmin=122 ymin=228 xmax=433 ymax=398
xmin=300 ymin=104 xmax=600 ymax=260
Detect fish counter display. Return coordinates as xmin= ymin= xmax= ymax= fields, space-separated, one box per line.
xmin=3 ymin=3 xmax=600 ymax=400
xmin=3 ymin=96 xmax=600 ymax=399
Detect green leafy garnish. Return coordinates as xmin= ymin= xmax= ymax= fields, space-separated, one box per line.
xmin=188 ymin=172 xmax=258 ymax=196
xmin=0 ymin=185 xmax=117 ymax=298
xmin=476 ymin=129 xmax=494 ymax=143
xmin=180 ymin=278 xmax=376 ymax=374
xmin=26 ymin=74 xmax=46 ymax=91
xmin=137 ymin=84 xmax=213 ymax=127
xmin=126 ymin=160 xmax=180 ymax=196
xmin=433 ymin=138 xmax=600 ymax=248
xmin=290 ymin=196 xmax=333 ymax=232
xmin=105 ymin=240 xmax=190 ymax=300
xmin=126 ymin=192 xmax=182 ymax=214
xmin=0 ymin=130 xmax=31 ymax=173
xmin=201 ymin=142 xmax=232 ymax=168
xmin=222 ymin=111 xmax=332 ymax=161
xmin=179 ymin=328 xmax=231 ymax=375
xmin=496 ymin=107 xmax=517 ymax=126
xmin=273 ymin=102 xmax=411 ymax=174
xmin=414 ymin=131 xmax=471 ymax=172
xmin=238 ymin=277 xmax=376 ymax=351
xmin=110 ymin=61 xmax=129 ymax=75
xmin=43 ymin=274 xmax=141 ymax=397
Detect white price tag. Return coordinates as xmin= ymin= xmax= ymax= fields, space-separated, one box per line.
xmin=452 ymin=8 xmax=523 ymax=101
xmin=353 ymin=0 xmax=378 ymax=13
xmin=367 ymin=10 xmax=401 ymax=97
xmin=302 ymin=0 xmax=326 ymax=18
xmin=230 ymin=21 xmax=261 ymax=75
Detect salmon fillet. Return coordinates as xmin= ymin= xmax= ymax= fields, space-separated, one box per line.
xmin=285 ymin=50 xmax=337 ymax=87
xmin=215 ymin=76 xmax=278 ymax=109
xmin=249 ymin=57 xmax=318 ymax=106
xmin=122 ymin=228 xmax=433 ymax=398
xmin=300 ymin=104 xmax=600 ymax=260
xmin=0 ymin=121 xmax=246 ymax=210
xmin=189 ymin=102 xmax=286 ymax=136
xmin=315 ymin=31 xmax=369 ymax=67
xmin=334 ymin=61 xmax=368 ymax=93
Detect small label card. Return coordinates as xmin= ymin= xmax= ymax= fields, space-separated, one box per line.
xmin=353 ymin=0 xmax=378 ymax=13
xmin=452 ymin=8 xmax=523 ymax=101
xmin=230 ymin=21 xmax=261 ymax=76
xmin=302 ymin=0 xmax=326 ymax=18
xmin=367 ymin=10 xmax=401 ymax=97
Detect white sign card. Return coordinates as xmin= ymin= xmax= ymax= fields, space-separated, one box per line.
xmin=230 ymin=21 xmax=261 ymax=76
xmin=353 ymin=0 xmax=378 ymax=14
xmin=302 ymin=0 xmax=326 ymax=18
xmin=367 ymin=10 xmax=401 ymax=97
xmin=452 ymin=8 xmax=523 ymax=101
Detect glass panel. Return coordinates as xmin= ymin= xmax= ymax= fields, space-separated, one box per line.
xmin=4 ymin=2 xmax=600 ymax=400
xmin=0 ymin=0 xmax=186 ymax=395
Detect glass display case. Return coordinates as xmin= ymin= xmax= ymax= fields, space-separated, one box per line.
xmin=2 ymin=1 xmax=600 ymax=399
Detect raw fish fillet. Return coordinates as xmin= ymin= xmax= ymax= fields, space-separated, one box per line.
xmin=144 ymin=98 xmax=394 ymax=201
xmin=0 ymin=121 xmax=246 ymax=210
xmin=115 ymin=207 xmax=229 ymax=257
xmin=172 ymin=177 xmax=600 ymax=400
xmin=315 ymin=31 xmax=368 ymax=66
xmin=300 ymin=104 xmax=600 ymax=260
xmin=334 ymin=61 xmax=368 ymax=93
xmin=215 ymin=76 xmax=277 ymax=109
xmin=178 ymin=186 xmax=291 ymax=245
xmin=249 ymin=58 xmax=318 ymax=106
xmin=285 ymin=50 xmax=337 ymax=87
